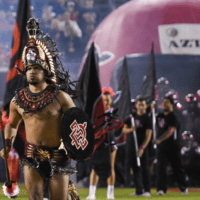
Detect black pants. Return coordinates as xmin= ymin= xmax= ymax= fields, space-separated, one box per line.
xmin=130 ymin=148 xmax=151 ymax=194
xmin=157 ymin=146 xmax=188 ymax=193
xmin=115 ymin=145 xmax=126 ymax=185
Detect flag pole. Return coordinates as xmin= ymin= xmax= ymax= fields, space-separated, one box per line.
xmin=131 ymin=115 xmax=140 ymax=167
xmin=152 ymin=106 xmax=157 ymax=149
xmin=0 ymin=111 xmax=20 ymax=198
xmin=0 ymin=111 xmax=11 ymax=187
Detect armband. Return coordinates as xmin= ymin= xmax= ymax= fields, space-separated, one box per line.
xmin=140 ymin=146 xmax=145 ymax=150
xmin=5 ymin=139 xmax=12 ymax=149
xmin=168 ymin=130 xmax=173 ymax=135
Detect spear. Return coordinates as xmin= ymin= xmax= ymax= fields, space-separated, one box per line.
xmin=0 ymin=111 xmax=20 ymax=199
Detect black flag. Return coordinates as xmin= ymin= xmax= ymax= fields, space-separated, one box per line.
xmin=113 ymin=56 xmax=132 ymax=185
xmin=140 ymin=42 xmax=157 ymax=154
xmin=113 ymin=56 xmax=132 ymax=130
xmin=75 ymin=42 xmax=105 ymax=126
xmin=3 ymin=0 xmax=31 ymax=113
xmin=140 ymin=42 xmax=156 ymax=105
xmin=75 ymin=42 xmax=106 ymax=181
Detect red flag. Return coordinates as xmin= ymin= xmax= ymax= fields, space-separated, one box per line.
xmin=3 ymin=0 xmax=31 ymax=172
xmin=3 ymin=0 xmax=31 ymax=113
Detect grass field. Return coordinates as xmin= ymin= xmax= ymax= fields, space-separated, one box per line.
xmin=0 ymin=184 xmax=200 ymax=200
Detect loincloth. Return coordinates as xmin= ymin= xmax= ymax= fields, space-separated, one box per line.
xmin=19 ymin=141 xmax=77 ymax=179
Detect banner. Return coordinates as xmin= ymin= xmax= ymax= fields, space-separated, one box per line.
xmin=158 ymin=24 xmax=200 ymax=55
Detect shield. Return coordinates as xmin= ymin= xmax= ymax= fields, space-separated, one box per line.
xmin=61 ymin=107 xmax=94 ymax=161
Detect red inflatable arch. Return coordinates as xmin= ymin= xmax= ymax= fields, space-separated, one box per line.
xmin=80 ymin=0 xmax=200 ymax=87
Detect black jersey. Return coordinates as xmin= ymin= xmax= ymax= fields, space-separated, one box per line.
xmin=124 ymin=112 xmax=152 ymax=146
xmin=156 ymin=111 xmax=180 ymax=148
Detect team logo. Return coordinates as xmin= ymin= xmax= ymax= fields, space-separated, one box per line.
xmin=166 ymin=27 xmax=178 ymax=37
xmin=69 ymin=120 xmax=88 ymax=150
xmin=158 ymin=118 xmax=165 ymax=128
xmin=135 ymin=119 xmax=140 ymax=127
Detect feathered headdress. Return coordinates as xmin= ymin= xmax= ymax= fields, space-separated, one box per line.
xmin=16 ymin=18 xmax=80 ymax=97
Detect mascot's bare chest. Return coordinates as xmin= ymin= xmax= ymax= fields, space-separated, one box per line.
xmin=14 ymin=85 xmax=59 ymax=115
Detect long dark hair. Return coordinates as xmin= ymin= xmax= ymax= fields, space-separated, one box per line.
xmin=36 ymin=24 xmax=82 ymax=98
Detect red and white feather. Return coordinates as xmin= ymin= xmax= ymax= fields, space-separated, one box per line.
xmin=2 ymin=181 xmax=20 ymax=199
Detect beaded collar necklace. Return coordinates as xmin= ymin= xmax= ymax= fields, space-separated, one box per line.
xmin=14 ymin=84 xmax=59 ymax=114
